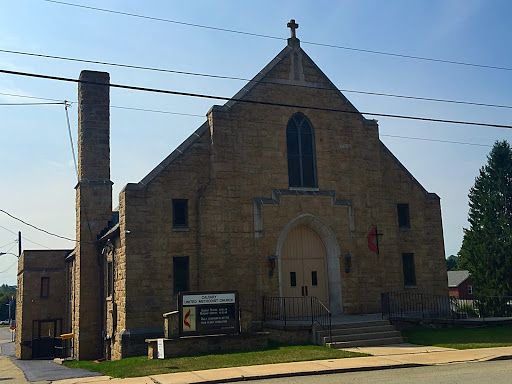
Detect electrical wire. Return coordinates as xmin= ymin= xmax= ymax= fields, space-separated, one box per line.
xmin=0 ymin=209 xmax=77 ymax=243
xmin=380 ymin=134 xmax=493 ymax=147
xmin=0 ymin=241 xmax=16 ymax=249
xmin=41 ymin=0 xmax=512 ymax=72
xmin=0 ymin=260 xmax=18 ymax=273
xmin=0 ymin=224 xmax=53 ymax=249
xmin=64 ymin=102 xmax=78 ymax=176
xmin=0 ymin=90 xmax=498 ymax=147
xmin=2 ymin=243 xmax=17 ymax=255
xmin=0 ymin=252 xmax=17 ymax=258
xmin=1 ymin=49 xmax=511 ymax=110
xmin=0 ymin=91 xmax=63 ymax=102
xmin=1 ymin=68 xmax=511 ymax=129
xmin=0 ymin=102 xmax=65 ymax=105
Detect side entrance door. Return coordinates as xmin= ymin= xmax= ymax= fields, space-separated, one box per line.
xmin=281 ymin=225 xmax=329 ymax=313
xmin=32 ymin=319 xmax=61 ymax=359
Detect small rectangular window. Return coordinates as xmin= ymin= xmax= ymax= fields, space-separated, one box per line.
xmin=172 ymin=199 xmax=189 ymax=228
xmin=402 ymin=253 xmax=416 ymax=287
xmin=311 ymin=271 xmax=318 ymax=286
xmin=40 ymin=277 xmax=50 ymax=298
xmin=107 ymin=262 xmax=113 ymax=297
xmin=468 ymin=285 xmax=473 ymax=295
xmin=397 ymin=204 xmax=410 ymax=229
xmin=173 ymin=257 xmax=189 ymax=296
xmin=290 ymin=272 xmax=296 ymax=287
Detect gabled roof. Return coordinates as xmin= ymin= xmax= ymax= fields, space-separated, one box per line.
xmin=122 ymin=37 xmax=437 ymax=200
xmin=447 ymin=270 xmax=471 ymax=287
xmin=124 ymin=37 xmax=375 ymax=192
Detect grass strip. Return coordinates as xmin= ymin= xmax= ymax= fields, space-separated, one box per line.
xmin=403 ymin=325 xmax=512 ymax=349
xmin=64 ymin=342 xmax=368 ymax=378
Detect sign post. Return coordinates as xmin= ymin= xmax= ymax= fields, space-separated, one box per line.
xmin=157 ymin=338 xmax=165 ymax=359
xmin=178 ymin=291 xmax=239 ymax=337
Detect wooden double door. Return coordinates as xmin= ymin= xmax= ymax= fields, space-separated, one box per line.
xmin=281 ymin=225 xmax=329 ymax=308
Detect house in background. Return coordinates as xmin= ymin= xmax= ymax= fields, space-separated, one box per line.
xmin=448 ymin=270 xmax=475 ymax=300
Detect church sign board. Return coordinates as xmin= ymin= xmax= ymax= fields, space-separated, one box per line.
xmin=178 ymin=291 xmax=239 ymax=336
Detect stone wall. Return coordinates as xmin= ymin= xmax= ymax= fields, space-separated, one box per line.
xmin=107 ymin=39 xmax=446 ymax=358
xmin=15 ymin=250 xmax=71 ymax=359
xmin=74 ymin=70 xmax=113 ymax=360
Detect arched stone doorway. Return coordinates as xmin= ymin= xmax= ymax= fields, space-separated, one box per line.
xmin=276 ymin=214 xmax=343 ymax=315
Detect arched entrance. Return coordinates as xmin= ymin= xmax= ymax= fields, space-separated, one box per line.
xmin=280 ymin=225 xmax=329 ymax=306
xmin=277 ymin=214 xmax=343 ymax=315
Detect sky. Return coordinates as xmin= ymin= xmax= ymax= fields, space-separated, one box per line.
xmin=0 ymin=0 xmax=511 ymax=285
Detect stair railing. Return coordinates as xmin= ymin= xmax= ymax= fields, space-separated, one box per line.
xmin=263 ymin=296 xmax=332 ymax=343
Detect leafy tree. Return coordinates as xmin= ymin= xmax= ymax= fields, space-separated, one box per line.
xmin=446 ymin=255 xmax=458 ymax=270
xmin=458 ymin=141 xmax=512 ymax=296
xmin=0 ymin=284 xmax=16 ymax=320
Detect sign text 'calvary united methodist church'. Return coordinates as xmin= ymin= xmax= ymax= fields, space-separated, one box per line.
xmin=179 ymin=292 xmax=240 ymax=336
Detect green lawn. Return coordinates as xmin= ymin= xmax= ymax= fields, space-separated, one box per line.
xmin=403 ymin=325 xmax=512 ymax=349
xmin=64 ymin=342 xmax=368 ymax=378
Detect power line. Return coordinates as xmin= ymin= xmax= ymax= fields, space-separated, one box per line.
xmin=381 ymin=134 xmax=493 ymax=147
xmin=1 ymin=68 xmax=511 ymax=129
xmin=0 ymin=91 xmax=64 ymax=102
xmin=64 ymin=102 xmax=78 ymax=176
xmin=1 ymin=48 xmax=511 ymax=110
xmin=0 ymin=260 xmax=18 ymax=274
xmin=0 ymin=224 xmax=53 ymax=249
xmin=0 ymin=89 xmax=500 ymax=148
xmin=2 ymin=243 xmax=17 ymax=255
xmin=0 ymin=102 xmax=64 ymax=106
xmin=0 ymin=241 xmax=17 ymax=249
xmin=0 ymin=209 xmax=76 ymax=243
xmin=110 ymin=105 xmax=204 ymax=117
xmin=0 ymin=252 xmax=17 ymax=258
xmin=41 ymin=0 xmax=512 ymax=72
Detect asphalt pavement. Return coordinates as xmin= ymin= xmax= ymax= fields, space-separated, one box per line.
xmin=0 ymin=327 xmax=102 ymax=383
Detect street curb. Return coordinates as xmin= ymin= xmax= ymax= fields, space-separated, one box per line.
xmin=150 ymin=363 xmax=427 ymax=384
xmin=485 ymin=355 xmax=512 ymax=362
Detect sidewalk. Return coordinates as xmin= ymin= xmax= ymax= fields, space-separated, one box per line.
xmin=52 ymin=344 xmax=512 ymax=384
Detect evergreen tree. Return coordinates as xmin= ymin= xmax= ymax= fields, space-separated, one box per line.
xmin=458 ymin=141 xmax=512 ymax=296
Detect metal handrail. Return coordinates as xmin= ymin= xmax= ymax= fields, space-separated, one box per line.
xmin=263 ymin=296 xmax=332 ymax=343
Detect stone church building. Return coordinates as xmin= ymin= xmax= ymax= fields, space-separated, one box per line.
xmin=16 ymin=22 xmax=447 ymax=361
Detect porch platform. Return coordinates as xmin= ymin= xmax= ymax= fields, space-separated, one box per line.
xmin=263 ymin=313 xmax=383 ymax=327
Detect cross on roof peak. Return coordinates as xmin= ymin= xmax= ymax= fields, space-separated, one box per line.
xmin=287 ymin=19 xmax=299 ymax=39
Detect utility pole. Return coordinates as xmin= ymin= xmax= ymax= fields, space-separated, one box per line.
xmin=18 ymin=231 xmax=21 ymax=257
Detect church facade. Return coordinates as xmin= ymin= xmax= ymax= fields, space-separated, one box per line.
xmin=16 ymin=23 xmax=447 ymax=361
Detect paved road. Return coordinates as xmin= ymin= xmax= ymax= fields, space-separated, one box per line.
xmin=0 ymin=326 xmax=102 ymax=383
xmin=255 ymin=360 xmax=512 ymax=384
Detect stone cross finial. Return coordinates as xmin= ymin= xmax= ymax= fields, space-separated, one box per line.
xmin=287 ymin=19 xmax=299 ymax=38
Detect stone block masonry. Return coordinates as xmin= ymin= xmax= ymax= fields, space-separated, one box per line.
xmin=74 ymin=70 xmax=112 ymax=360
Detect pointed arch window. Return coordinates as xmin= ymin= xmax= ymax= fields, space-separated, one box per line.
xmin=286 ymin=113 xmax=318 ymax=188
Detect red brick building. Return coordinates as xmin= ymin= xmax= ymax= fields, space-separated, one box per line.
xmin=448 ymin=270 xmax=475 ymax=300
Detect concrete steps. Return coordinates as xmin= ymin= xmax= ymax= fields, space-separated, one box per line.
xmin=315 ymin=319 xmax=404 ymax=348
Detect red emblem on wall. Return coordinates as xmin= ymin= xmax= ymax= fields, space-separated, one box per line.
xmin=368 ymin=227 xmax=378 ymax=253
xmin=368 ymin=226 xmax=383 ymax=254
xmin=184 ymin=309 xmax=191 ymax=328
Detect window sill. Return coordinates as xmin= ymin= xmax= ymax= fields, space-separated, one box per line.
xmin=404 ymin=285 xmax=417 ymax=289
xmin=289 ymin=187 xmax=319 ymax=192
xmin=173 ymin=227 xmax=190 ymax=232
xmin=399 ymin=227 xmax=411 ymax=231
